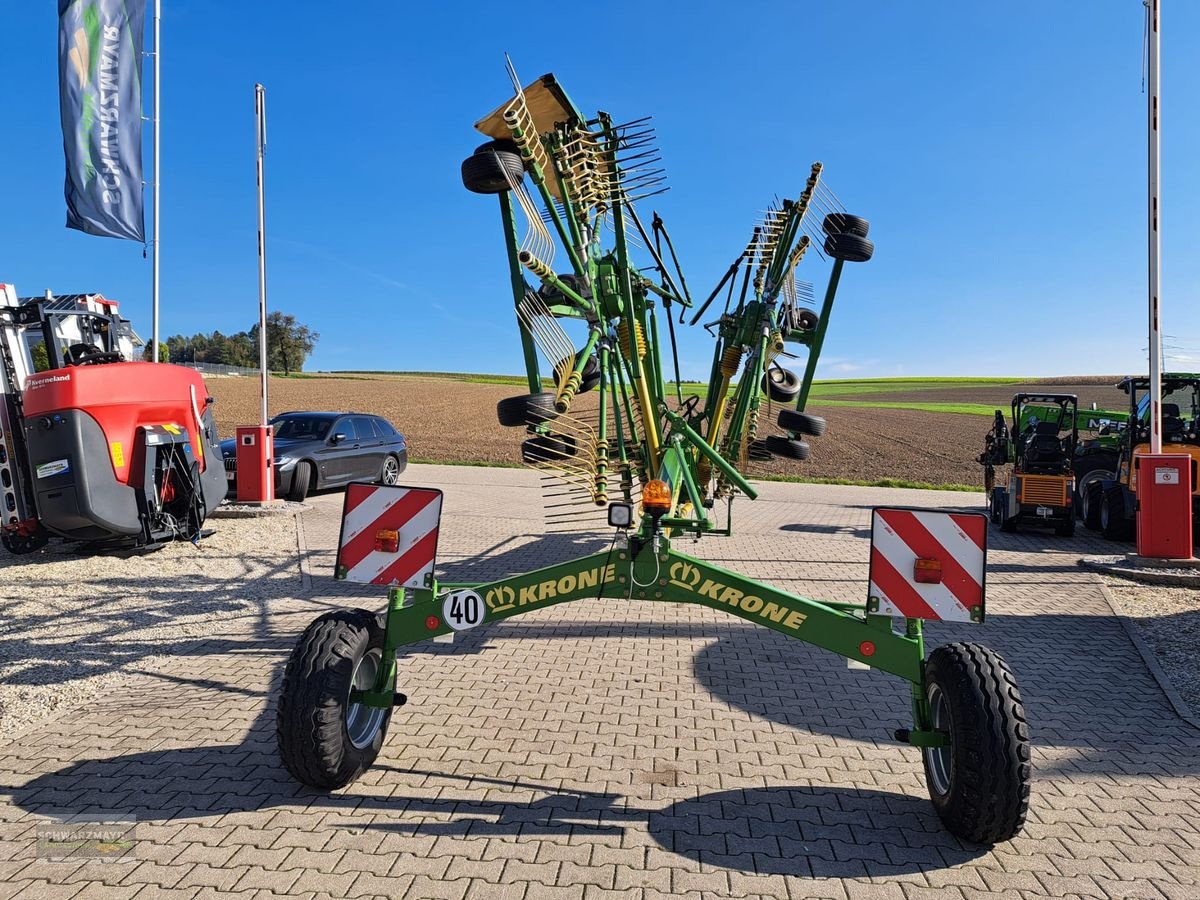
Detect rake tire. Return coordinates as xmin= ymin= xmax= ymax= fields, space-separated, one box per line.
xmin=277 ymin=608 xmax=392 ymax=791
xmin=823 ymin=232 xmax=875 ymax=263
xmin=762 ymin=367 xmax=801 ymax=402
xmin=497 ymin=392 xmax=558 ymax=427
xmin=921 ymin=642 xmax=1030 ymax=844
xmin=461 ymin=141 xmax=526 ymax=194
xmin=822 ymin=212 xmax=870 ymax=238
xmin=776 ymin=409 xmax=827 ymax=437
xmin=764 ymin=435 xmax=811 ymax=460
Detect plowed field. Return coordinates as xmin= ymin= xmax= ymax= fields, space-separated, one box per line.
xmin=204 ymin=374 xmax=1121 ymax=489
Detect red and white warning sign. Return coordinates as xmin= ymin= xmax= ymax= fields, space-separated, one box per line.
xmin=335 ymin=483 xmax=444 ymax=588
xmin=868 ymin=507 xmax=987 ymax=623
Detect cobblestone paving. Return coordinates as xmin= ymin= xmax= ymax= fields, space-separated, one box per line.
xmin=1 ymin=464 xmax=1198 ymax=899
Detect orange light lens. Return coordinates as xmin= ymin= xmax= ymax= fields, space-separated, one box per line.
xmin=913 ymin=557 xmax=942 ymax=584
xmin=375 ymin=529 xmax=400 ymax=553
xmin=642 ymin=479 xmax=673 ymax=514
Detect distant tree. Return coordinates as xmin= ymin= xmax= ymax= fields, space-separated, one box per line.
xmin=256 ymin=312 xmax=319 ymax=375
xmin=159 ymin=313 xmax=318 ymax=373
xmin=30 ymin=342 xmax=49 ymax=372
xmin=142 ymin=341 xmax=169 ymax=362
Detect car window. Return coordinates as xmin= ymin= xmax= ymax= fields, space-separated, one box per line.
xmin=352 ymin=416 xmax=380 ymax=439
xmin=374 ymin=417 xmax=398 ymax=437
xmin=273 ymin=417 xmax=332 ymax=441
xmin=333 ymin=418 xmax=357 ymax=441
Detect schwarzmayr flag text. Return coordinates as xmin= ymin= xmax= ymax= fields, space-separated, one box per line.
xmin=57 ymin=0 xmax=146 ymax=241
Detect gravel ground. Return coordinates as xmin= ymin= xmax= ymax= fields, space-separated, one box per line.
xmin=0 ymin=514 xmax=302 ymax=740
xmin=1103 ymin=574 xmax=1200 ymax=714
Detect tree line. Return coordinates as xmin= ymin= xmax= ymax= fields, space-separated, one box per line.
xmin=148 ymin=311 xmax=319 ymax=374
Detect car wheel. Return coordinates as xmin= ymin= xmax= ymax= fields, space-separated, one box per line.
xmin=379 ymin=455 xmax=401 ymax=486
xmin=288 ymin=461 xmax=313 ymax=502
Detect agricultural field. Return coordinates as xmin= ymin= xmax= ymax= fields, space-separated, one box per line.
xmin=205 ymin=373 xmax=1130 ymax=490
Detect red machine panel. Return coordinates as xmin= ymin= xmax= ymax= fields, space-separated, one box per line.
xmin=235 ymin=426 xmax=274 ymax=503
xmin=1136 ymin=454 xmax=1193 ymax=559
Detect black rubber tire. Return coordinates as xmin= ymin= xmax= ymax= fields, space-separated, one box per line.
xmin=1072 ymin=452 xmax=1118 ymax=517
xmin=764 ymin=435 xmax=811 ymax=460
xmin=823 ymin=232 xmax=875 ymax=263
xmin=276 ymin=608 xmax=392 ymax=790
xmin=748 ymin=439 xmax=774 ymax=461
xmin=921 ymin=643 xmax=1030 ymax=844
xmin=1101 ymin=486 xmax=1132 ymax=541
xmin=988 ymin=487 xmax=1004 ymax=525
xmin=1 ymin=527 xmax=49 ymax=555
xmin=554 ymin=351 xmax=601 ymax=394
xmin=761 ymin=367 xmax=801 ymax=402
xmin=822 ymin=212 xmax=870 ymax=238
xmin=461 ymin=141 xmax=526 ymax=194
xmin=1054 ymin=517 xmax=1076 ymax=537
xmin=776 ymin=409 xmax=827 ymax=437
xmin=794 ymin=308 xmax=819 ymax=331
xmin=287 ymin=461 xmax=313 ymax=502
xmin=496 ymin=393 xmax=558 ymax=427
xmin=1083 ymin=481 xmax=1104 ymax=531
xmin=378 ymin=454 xmax=402 ymax=486
xmin=521 ymin=434 xmax=577 ymax=463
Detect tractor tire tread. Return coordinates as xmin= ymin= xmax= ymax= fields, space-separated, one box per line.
xmin=924 ymin=642 xmax=1030 ymax=844
xmin=276 ymin=608 xmax=389 ymax=790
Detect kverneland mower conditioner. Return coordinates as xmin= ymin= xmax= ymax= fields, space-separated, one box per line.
xmin=0 ymin=284 xmax=225 ymax=553
xmin=276 ymin=66 xmax=1031 ymax=845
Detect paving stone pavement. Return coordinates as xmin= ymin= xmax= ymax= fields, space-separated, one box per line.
xmin=2 ymin=463 xmax=1199 ymax=899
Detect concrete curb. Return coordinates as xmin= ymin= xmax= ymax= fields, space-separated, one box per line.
xmin=1092 ymin=576 xmax=1200 ymax=733
xmin=1079 ymin=556 xmax=1200 ymax=588
xmin=210 ymin=502 xmax=310 ymax=519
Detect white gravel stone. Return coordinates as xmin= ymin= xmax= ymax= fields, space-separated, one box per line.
xmin=0 ymin=515 xmax=302 ymax=740
xmin=1103 ymin=574 xmax=1200 ymax=714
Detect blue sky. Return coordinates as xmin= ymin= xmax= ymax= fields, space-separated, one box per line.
xmin=2 ymin=1 xmax=1198 ymax=378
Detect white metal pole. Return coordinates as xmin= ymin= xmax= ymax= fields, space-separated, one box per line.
xmin=255 ymin=84 xmax=268 ymax=427
xmin=1148 ymin=0 xmax=1162 ymax=454
xmin=151 ymin=0 xmax=161 ymax=362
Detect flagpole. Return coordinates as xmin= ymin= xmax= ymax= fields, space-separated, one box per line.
xmin=151 ymin=0 xmax=161 ymax=362
xmin=255 ymin=83 xmax=269 ymax=427
xmin=1148 ymin=0 xmax=1162 ymax=454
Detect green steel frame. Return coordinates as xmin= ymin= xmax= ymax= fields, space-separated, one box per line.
xmin=358 ymin=73 xmax=943 ymax=749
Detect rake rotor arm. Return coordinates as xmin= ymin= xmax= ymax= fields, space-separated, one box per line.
xmin=660 ymin=404 xmax=758 ymax=500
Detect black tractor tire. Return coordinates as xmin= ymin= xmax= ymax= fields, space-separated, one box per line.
xmin=276 ymin=608 xmax=393 ymax=790
xmin=1054 ymin=516 xmax=1076 ymax=538
xmin=988 ymin=487 xmax=1004 ymax=525
xmin=521 ymin=434 xmax=577 ymax=463
xmin=496 ymin=392 xmax=558 ymax=427
xmin=921 ymin=642 xmax=1031 ymax=844
xmin=1072 ymin=453 xmax=1118 ymax=518
xmin=555 ymin=351 xmax=602 ymax=394
xmin=1100 ymin=486 xmax=1132 ymax=541
xmin=461 ymin=141 xmax=526 ymax=194
xmin=776 ymin=409 xmax=827 ymax=437
xmin=823 ymin=232 xmax=875 ymax=263
xmin=748 ymin=439 xmax=774 ymax=461
xmin=287 ymin=461 xmax=313 ymax=502
xmin=822 ymin=212 xmax=870 ymax=238
xmin=764 ymin=435 xmax=811 ymax=460
xmin=1 ymin=527 xmax=49 ymax=555
xmin=1083 ymin=481 xmax=1104 ymax=531
xmin=762 ymin=367 xmax=801 ymax=402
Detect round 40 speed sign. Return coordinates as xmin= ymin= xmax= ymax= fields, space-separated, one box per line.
xmin=441 ymin=589 xmax=486 ymax=632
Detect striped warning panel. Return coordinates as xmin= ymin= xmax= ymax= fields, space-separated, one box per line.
xmin=868 ymin=507 xmax=988 ymax=623
xmin=335 ymin=483 xmax=444 ymax=588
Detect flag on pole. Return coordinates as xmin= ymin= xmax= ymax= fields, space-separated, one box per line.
xmin=58 ymin=0 xmax=147 ymax=241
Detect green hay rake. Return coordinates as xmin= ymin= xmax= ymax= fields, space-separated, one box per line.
xmin=276 ymin=65 xmax=1031 ymax=845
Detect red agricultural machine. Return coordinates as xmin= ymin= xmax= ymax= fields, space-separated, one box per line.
xmin=0 ymin=283 xmax=226 ymax=554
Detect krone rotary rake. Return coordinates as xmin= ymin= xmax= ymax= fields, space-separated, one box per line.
xmin=276 ymin=65 xmax=1031 ymax=845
